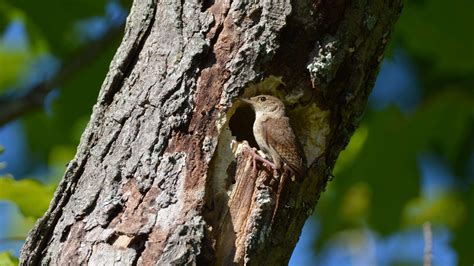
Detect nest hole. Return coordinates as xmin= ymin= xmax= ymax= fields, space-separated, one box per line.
xmin=228 ymin=103 xmax=257 ymax=148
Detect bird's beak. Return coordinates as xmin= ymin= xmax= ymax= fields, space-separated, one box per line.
xmin=239 ymin=98 xmax=253 ymax=105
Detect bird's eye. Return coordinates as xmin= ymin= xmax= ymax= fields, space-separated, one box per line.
xmin=259 ymin=96 xmax=266 ymax=102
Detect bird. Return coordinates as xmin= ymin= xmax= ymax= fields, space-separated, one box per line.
xmin=240 ymin=95 xmax=306 ymax=179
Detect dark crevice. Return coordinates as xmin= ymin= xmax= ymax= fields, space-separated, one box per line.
xmin=103 ymin=201 xmax=124 ymax=228
xmin=248 ymin=7 xmax=262 ymax=24
xmin=178 ymin=0 xmax=185 ymax=48
xmin=129 ymin=234 xmax=148 ymax=250
xmin=201 ymin=0 xmax=214 ymax=12
xmin=59 ymin=224 xmax=72 ymax=242
xmin=130 ymin=234 xmax=149 ymax=266
xmin=226 ymin=161 xmax=237 ymax=187
xmin=106 ymin=232 xmax=119 ymax=245
xmin=196 ymin=225 xmax=216 ymax=265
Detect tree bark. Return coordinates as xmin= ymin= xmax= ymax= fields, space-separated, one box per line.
xmin=20 ymin=0 xmax=402 ymax=265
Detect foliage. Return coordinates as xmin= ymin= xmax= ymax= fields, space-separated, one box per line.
xmin=395 ymin=0 xmax=474 ymax=73
xmin=0 ymin=177 xmax=55 ymax=218
xmin=0 ymin=47 xmax=30 ymax=91
xmin=0 ymin=252 xmax=18 ymax=266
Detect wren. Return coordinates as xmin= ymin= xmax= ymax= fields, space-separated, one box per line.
xmin=240 ymin=95 xmax=306 ymax=178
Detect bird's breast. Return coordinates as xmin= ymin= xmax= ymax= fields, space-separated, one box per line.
xmin=253 ymin=117 xmax=269 ymax=153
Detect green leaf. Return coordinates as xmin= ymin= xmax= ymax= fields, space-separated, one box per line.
xmin=0 ymin=252 xmax=18 ymax=266
xmin=0 ymin=48 xmax=30 ymax=91
xmin=0 ymin=177 xmax=54 ymax=218
xmin=395 ymin=0 xmax=474 ymax=73
xmin=403 ymin=194 xmax=466 ymax=228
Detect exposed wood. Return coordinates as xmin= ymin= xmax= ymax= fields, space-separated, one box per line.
xmin=20 ymin=0 xmax=402 ymax=265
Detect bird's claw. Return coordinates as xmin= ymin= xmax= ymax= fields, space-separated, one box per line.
xmin=242 ymin=145 xmax=278 ymax=175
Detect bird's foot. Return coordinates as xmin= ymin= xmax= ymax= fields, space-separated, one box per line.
xmin=243 ymin=145 xmax=277 ymax=174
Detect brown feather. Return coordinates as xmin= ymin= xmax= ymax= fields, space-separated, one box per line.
xmin=261 ymin=117 xmax=306 ymax=177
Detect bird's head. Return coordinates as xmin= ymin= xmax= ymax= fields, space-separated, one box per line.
xmin=240 ymin=95 xmax=285 ymax=116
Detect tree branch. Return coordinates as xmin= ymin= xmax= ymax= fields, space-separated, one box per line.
xmin=423 ymin=222 xmax=432 ymax=266
xmin=0 ymin=23 xmax=125 ymax=126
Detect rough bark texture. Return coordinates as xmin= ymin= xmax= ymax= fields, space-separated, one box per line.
xmin=21 ymin=0 xmax=402 ymax=265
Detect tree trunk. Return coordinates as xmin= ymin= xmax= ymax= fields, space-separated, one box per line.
xmin=20 ymin=0 xmax=401 ymax=265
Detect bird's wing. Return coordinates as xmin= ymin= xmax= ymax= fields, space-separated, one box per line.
xmin=261 ymin=117 xmax=307 ymax=177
